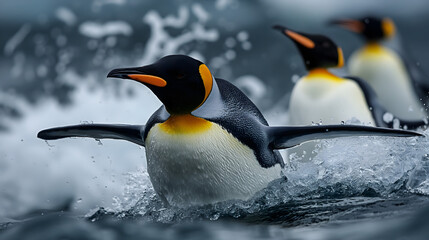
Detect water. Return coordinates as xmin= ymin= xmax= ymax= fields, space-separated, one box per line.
xmin=2 ymin=1 xmax=429 ymax=239
xmin=1 ymin=168 xmax=429 ymax=239
xmin=3 ymin=132 xmax=429 ymax=239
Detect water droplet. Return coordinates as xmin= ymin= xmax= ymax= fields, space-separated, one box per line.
xmin=291 ymin=74 xmax=300 ymax=83
xmin=383 ymin=112 xmax=394 ymax=123
xmin=225 ymin=50 xmax=236 ymax=60
xmin=237 ymin=31 xmax=248 ymax=42
xmin=95 ymin=139 xmax=103 ymax=145
xmin=225 ymin=37 xmax=236 ymax=48
xmin=45 ymin=140 xmax=54 ymax=147
xmin=393 ymin=118 xmax=400 ymax=129
xmin=242 ymin=42 xmax=251 ymax=50
xmin=209 ymin=212 xmax=220 ymax=220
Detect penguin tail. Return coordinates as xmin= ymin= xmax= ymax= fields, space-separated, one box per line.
xmin=38 ymin=124 xmax=146 ymax=146
xmin=266 ymin=124 xmax=424 ymax=149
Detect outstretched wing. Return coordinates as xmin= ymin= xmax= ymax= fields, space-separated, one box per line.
xmin=266 ymin=124 xmax=423 ymax=149
xmin=346 ymin=76 xmax=427 ymax=130
xmin=38 ymin=124 xmax=146 ymax=146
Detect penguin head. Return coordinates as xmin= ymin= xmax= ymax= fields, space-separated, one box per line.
xmin=107 ymin=55 xmax=213 ymax=114
xmin=331 ymin=16 xmax=396 ymax=41
xmin=273 ymin=25 xmax=344 ymax=71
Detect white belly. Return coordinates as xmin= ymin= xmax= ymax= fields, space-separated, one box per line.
xmin=289 ymin=77 xmax=375 ymax=126
xmin=288 ymin=76 xmax=375 ymax=161
xmin=349 ymin=46 xmax=425 ymax=120
xmin=145 ymin=122 xmax=281 ymax=206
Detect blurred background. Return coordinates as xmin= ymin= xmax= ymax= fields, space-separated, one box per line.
xmin=1 ymin=0 xmax=429 ymax=219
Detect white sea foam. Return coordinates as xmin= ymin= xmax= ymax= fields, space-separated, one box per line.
xmin=4 ymin=25 xmax=31 ymax=56
xmin=79 ymin=21 xmax=133 ymax=39
xmin=0 ymin=71 xmax=160 ymax=217
xmin=55 ymin=7 xmax=77 ymax=26
xmin=139 ymin=7 xmax=218 ymax=65
xmin=108 ymin=126 xmax=429 ymax=223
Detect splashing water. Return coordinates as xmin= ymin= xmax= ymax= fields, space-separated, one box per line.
xmin=87 ymin=129 xmax=429 ymax=225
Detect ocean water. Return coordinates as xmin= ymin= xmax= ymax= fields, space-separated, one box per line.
xmin=1 ymin=145 xmax=429 ymax=239
xmin=1 ymin=1 xmax=429 ymax=239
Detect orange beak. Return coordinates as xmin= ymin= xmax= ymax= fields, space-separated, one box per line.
xmin=107 ymin=67 xmax=167 ymax=87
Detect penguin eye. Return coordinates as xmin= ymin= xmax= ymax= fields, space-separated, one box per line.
xmin=322 ymin=41 xmax=331 ymax=48
xmin=175 ymin=72 xmax=185 ymax=79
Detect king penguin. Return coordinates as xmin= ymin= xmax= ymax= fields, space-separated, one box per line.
xmin=273 ymin=25 xmax=426 ymax=161
xmin=38 ymin=55 xmax=422 ymax=206
xmin=332 ymin=16 xmax=429 ymax=121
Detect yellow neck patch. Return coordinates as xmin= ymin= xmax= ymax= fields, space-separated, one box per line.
xmin=305 ymin=68 xmax=343 ymax=82
xmin=159 ymin=114 xmax=212 ymax=134
xmin=362 ymin=42 xmax=385 ymax=54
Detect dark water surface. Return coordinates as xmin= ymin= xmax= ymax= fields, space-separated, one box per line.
xmin=1 ymin=193 xmax=429 ymax=239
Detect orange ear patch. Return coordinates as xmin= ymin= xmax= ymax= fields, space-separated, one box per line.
xmin=285 ymin=30 xmax=315 ymax=49
xmin=382 ymin=18 xmax=395 ymax=38
xmin=337 ymin=47 xmax=344 ymax=68
xmin=197 ymin=64 xmax=213 ymax=108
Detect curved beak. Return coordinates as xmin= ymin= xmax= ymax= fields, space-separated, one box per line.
xmin=273 ymin=25 xmax=315 ymax=49
xmin=330 ymin=19 xmax=364 ymax=33
xmin=107 ymin=67 xmax=167 ymax=87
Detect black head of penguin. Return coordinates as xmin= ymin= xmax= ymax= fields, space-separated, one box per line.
xmin=273 ymin=25 xmax=344 ymax=70
xmin=107 ymin=55 xmax=213 ymax=115
xmin=331 ymin=16 xmax=396 ymax=42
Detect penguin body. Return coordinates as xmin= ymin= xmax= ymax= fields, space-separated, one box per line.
xmin=142 ymin=78 xmax=283 ymax=205
xmin=146 ymin=114 xmax=280 ymax=205
xmin=289 ymin=69 xmax=375 ymax=126
xmin=288 ymin=70 xmax=376 ymax=161
xmin=273 ymin=26 xmax=425 ymax=161
xmin=333 ymin=17 xmax=428 ymax=120
xmin=349 ymin=43 xmax=425 ymax=120
xmin=38 ymin=55 xmax=422 ymax=206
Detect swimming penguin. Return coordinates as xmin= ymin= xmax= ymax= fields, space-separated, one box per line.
xmin=273 ymin=25 xmax=426 ymax=161
xmin=38 ymin=55 xmax=422 ymax=206
xmin=331 ymin=16 xmax=429 ymax=121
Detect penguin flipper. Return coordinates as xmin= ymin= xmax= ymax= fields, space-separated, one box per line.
xmin=267 ymin=125 xmax=423 ymax=149
xmin=346 ymin=76 xmax=427 ymax=130
xmin=38 ymin=124 xmax=145 ymax=146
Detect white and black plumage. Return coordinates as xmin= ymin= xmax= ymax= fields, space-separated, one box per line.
xmin=38 ymin=55 xmax=422 ymax=206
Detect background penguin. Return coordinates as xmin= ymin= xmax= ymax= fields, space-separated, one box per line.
xmin=38 ymin=55 xmax=422 ymax=206
xmin=331 ymin=16 xmax=429 ymax=121
xmin=273 ymin=25 xmax=426 ymax=161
